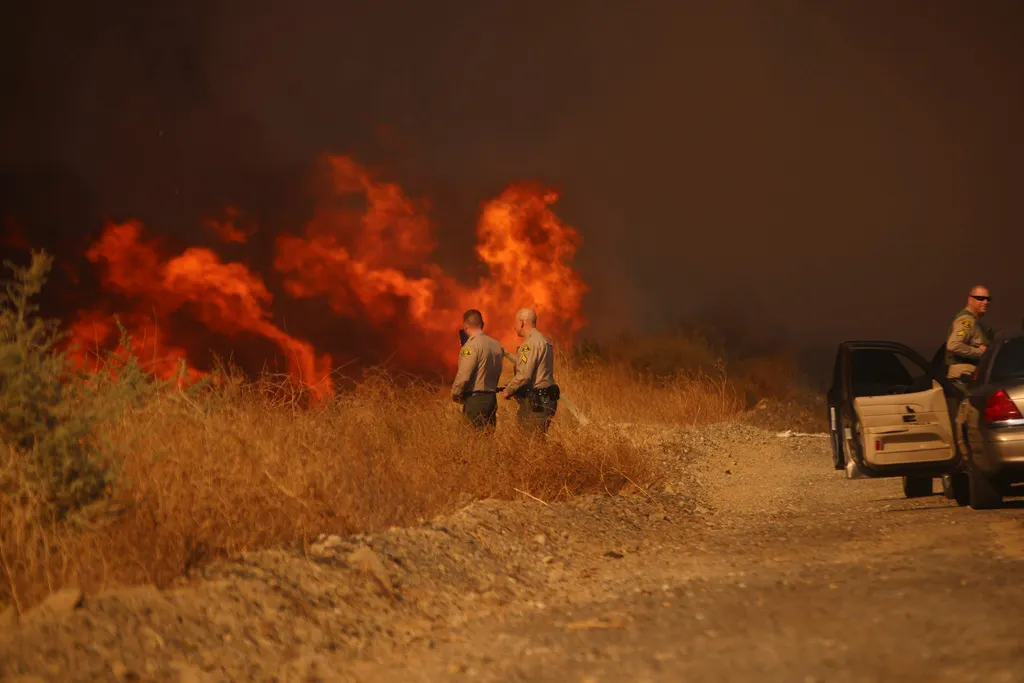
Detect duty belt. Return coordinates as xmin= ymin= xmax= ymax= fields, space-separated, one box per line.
xmin=526 ymin=384 xmax=560 ymax=401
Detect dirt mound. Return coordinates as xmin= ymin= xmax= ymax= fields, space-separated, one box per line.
xmin=0 ymin=423 xmax=814 ymax=682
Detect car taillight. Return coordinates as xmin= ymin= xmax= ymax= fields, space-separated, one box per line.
xmin=983 ymin=390 xmax=1024 ymax=423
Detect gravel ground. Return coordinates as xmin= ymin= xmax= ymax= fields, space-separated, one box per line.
xmin=3 ymin=422 xmax=1023 ymax=682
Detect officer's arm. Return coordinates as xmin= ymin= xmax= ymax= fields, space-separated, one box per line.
xmin=946 ymin=317 xmax=984 ymax=359
xmin=503 ymin=345 xmax=536 ymax=396
xmin=503 ymin=354 xmax=526 ymax=396
xmin=516 ymin=343 xmax=541 ymax=391
xmin=451 ymin=348 xmax=475 ymax=402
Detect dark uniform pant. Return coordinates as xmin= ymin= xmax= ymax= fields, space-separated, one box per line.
xmin=948 ymin=370 xmax=974 ymax=397
xmin=463 ymin=392 xmax=498 ymax=430
xmin=516 ymin=391 xmax=558 ymax=434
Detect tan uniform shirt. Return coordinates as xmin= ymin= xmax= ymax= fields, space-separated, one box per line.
xmin=451 ymin=331 xmax=505 ymax=401
xmin=945 ymin=310 xmax=990 ymax=379
xmin=504 ymin=328 xmax=555 ymax=395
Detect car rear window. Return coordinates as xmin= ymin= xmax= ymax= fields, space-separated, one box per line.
xmin=990 ymin=337 xmax=1024 ymax=382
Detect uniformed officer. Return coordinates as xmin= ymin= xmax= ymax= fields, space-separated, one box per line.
xmin=451 ymin=309 xmax=505 ymax=430
xmin=945 ymin=284 xmax=993 ymax=392
xmin=502 ymin=308 xmax=560 ymax=433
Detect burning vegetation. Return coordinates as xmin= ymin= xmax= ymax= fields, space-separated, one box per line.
xmin=0 ymin=154 xmax=820 ymax=613
xmin=62 ymin=154 xmax=587 ymax=395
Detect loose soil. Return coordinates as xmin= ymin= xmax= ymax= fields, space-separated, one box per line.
xmin=3 ymin=422 xmax=1023 ymax=682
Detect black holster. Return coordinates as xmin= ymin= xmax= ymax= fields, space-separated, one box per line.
xmin=525 ymin=384 xmax=560 ymax=410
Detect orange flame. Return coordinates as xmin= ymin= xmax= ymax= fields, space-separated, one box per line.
xmin=203 ymin=205 xmax=253 ymax=244
xmin=63 ymin=153 xmax=588 ymax=395
xmin=65 ymin=309 xmax=203 ymax=386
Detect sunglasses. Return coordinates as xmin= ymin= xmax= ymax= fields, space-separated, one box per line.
xmin=972 ymin=295 xmax=991 ymax=302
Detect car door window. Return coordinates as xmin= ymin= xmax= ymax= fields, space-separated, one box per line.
xmin=989 ymin=337 xmax=1024 ymax=382
xmin=849 ymin=348 xmax=933 ymax=397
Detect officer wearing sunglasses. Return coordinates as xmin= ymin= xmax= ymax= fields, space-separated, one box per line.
xmin=944 ymin=285 xmax=993 ymax=392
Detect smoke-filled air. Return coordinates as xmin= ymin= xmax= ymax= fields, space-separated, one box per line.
xmin=3 ymin=4 xmax=1024 ymax=676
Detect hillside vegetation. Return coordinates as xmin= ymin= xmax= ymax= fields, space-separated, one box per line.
xmin=0 ymin=250 xmax=821 ymax=612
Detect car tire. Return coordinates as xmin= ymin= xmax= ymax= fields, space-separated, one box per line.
xmin=968 ymin=466 xmax=1002 ymax=510
xmin=902 ymin=476 xmax=933 ymax=498
xmin=943 ymin=472 xmax=970 ymax=506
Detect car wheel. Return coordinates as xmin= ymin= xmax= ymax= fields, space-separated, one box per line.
xmin=902 ymin=476 xmax=933 ymax=498
xmin=943 ymin=472 xmax=970 ymax=506
xmin=968 ymin=466 xmax=1002 ymax=509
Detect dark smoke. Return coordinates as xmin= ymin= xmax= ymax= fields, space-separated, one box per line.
xmin=2 ymin=0 xmax=1023 ymax=382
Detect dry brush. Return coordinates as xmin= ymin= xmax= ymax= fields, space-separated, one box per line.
xmin=0 ymin=250 xmax=819 ymax=612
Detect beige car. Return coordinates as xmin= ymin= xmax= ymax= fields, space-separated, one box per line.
xmin=942 ymin=332 xmax=1024 ymax=508
xmin=826 ymin=334 xmax=1024 ymax=509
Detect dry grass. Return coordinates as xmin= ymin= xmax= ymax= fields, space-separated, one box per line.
xmin=0 ymin=258 xmax=822 ymax=613
xmin=561 ymin=356 xmax=742 ymax=426
xmin=0 ymin=363 xmax=659 ymax=612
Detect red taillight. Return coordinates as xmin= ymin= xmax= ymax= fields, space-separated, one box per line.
xmin=983 ymin=390 xmax=1024 ymax=423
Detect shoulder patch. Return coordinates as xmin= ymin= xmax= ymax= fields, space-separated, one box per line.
xmin=461 ymin=347 xmax=472 ymax=357
xmin=521 ymin=343 xmax=531 ymax=353
xmin=959 ymin=317 xmax=973 ymax=328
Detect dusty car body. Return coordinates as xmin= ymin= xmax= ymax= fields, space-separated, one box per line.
xmin=946 ymin=332 xmax=1024 ymax=507
xmin=826 ymin=333 xmax=1024 ymax=509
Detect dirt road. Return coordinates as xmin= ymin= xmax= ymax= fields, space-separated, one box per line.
xmin=4 ymin=423 xmax=1024 ymax=682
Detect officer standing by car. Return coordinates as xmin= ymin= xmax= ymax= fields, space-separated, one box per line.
xmin=945 ymin=284 xmax=994 ymax=393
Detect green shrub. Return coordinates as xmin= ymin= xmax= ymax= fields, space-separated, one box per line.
xmin=0 ymin=250 xmax=164 ymax=521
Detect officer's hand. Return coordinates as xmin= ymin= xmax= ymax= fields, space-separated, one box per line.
xmin=979 ymin=345 xmax=988 ymax=353
xmin=502 ymin=390 xmax=511 ymax=400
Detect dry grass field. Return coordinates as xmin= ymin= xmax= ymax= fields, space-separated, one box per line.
xmin=0 ymin=251 xmax=822 ymax=613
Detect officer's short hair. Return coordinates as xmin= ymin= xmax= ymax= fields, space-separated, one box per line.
xmin=516 ymin=308 xmax=537 ymax=326
xmin=463 ymin=309 xmax=484 ymax=327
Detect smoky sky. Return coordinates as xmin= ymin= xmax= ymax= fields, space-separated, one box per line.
xmin=2 ymin=0 xmax=1023 ymax=376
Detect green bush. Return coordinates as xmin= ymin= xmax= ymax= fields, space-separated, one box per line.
xmin=0 ymin=250 xmax=164 ymax=521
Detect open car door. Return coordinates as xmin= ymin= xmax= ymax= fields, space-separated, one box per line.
xmin=833 ymin=341 xmax=963 ymax=479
